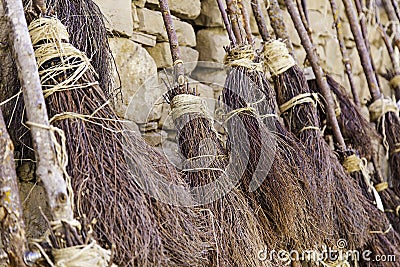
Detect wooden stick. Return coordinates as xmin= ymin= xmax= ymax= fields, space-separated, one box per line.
xmin=329 ymin=0 xmax=361 ymax=106
xmin=2 ymin=0 xmax=74 ymax=221
xmin=237 ymin=0 xmax=253 ymax=44
xmin=216 ymin=0 xmax=237 ymax=45
xmin=266 ymin=0 xmax=295 ymax=56
xmin=392 ymin=0 xmax=400 ymax=21
xmin=341 ymin=0 xmax=381 ymax=101
xmin=159 ymin=0 xmax=185 ymax=83
xmin=0 ymin=108 xmax=27 ymax=266
xmin=251 ymin=0 xmax=270 ymax=41
xmin=285 ymin=0 xmax=347 ymax=149
xmin=381 ymin=0 xmax=400 ymax=52
xmin=225 ymin=0 xmax=244 ymax=44
xmin=354 ymin=0 xmax=382 ymax=90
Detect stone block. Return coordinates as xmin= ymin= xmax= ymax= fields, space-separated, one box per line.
xmin=93 ymin=0 xmax=133 ymax=36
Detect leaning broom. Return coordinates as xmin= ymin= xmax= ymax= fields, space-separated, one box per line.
xmin=24 ymin=2 xmax=211 ymax=265
xmin=284 ymin=0 xmax=400 ymax=262
xmin=218 ymin=0 xmax=325 ymax=256
xmin=159 ymin=0 xmax=270 ymax=266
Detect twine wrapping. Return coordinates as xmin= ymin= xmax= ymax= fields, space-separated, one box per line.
xmin=263 ymin=40 xmax=296 ymax=76
xmin=389 ymin=75 xmax=400 ymax=89
xmin=26 ymin=121 xmax=74 ymax=212
xmin=28 ymin=17 xmax=70 ymax=45
xmin=52 ymin=241 xmax=114 ymax=267
xmin=279 ymin=93 xmax=320 ymax=114
xmin=369 ymin=97 xmax=399 ymax=122
xmin=28 ymin=18 xmax=98 ymax=98
xmin=170 ymin=94 xmax=212 ymax=122
xmin=343 ymin=155 xmax=384 ymax=212
xmin=224 ymin=45 xmax=263 ymax=72
xmin=374 ymin=182 xmax=389 ymax=192
xmin=370 ymin=224 xmax=392 ymax=235
xmin=369 ymin=97 xmax=399 ymax=158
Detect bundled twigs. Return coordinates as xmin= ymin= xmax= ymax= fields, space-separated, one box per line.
xmin=161 ymin=0 xmax=268 ymax=265
xmin=252 ymin=0 xmax=334 ymax=248
xmin=342 ymin=0 xmax=400 ymax=195
xmin=27 ymin=14 xmax=208 ymax=266
xmin=221 ymin=0 xmax=322 ymax=253
xmin=2 ymin=0 xmax=73 ymax=223
xmin=0 ymin=108 xmax=27 ymax=266
xmin=286 ymin=0 xmax=400 ymax=259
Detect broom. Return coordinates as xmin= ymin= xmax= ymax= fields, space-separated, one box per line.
xmin=159 ymin=0 xmax=270 ymax=266
xmin=341 ymin=0 xmax=400 ymax=197
xmin=1 ymin=0 xmax=115 ymax=168
xmin=265 ymin=0 xmax=372 ymax=250
xmin=251 ymin=0 xmax=336 ymax=245
xmin=27 ymin=14 xmax=210 ymax=266
xmin=285 ymin=0 xmax=400 ymax=260
xmin=299 ymin=0 xmax=400 ymax=239
xmin=220 ymin=0 xmax=323 ymax=253
xmin=295 ymin=0 xmax=380 ymax=162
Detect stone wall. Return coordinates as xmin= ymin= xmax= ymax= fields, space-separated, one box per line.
xmin=93 ymin=0 xmax=394 ymax=168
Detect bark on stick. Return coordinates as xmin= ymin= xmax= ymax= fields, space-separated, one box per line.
xmin=1 ymin=0 xmax=73 ymax=221
xmin=0 ymin=109 xmax=27 ymax=266
xmin=285 ymin=0 xmax=347 ymax=149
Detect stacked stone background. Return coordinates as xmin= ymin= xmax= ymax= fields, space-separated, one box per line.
xmin=93 ymin=0 xmax=393 ymax=172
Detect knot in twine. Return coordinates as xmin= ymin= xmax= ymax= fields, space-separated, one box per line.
xmin=369 ymin=97 xmax=399 ymax=122
xmin=279 ymin=93 xmax=320 ymax=114
xmin=224 ymin=45 xmax=263 ymax=72
xmin=263 ymin=40 xmax=296 ymax=76
xmin=28 ymin=17 xmax=70 ymax=46
xmin=390 ymin=75 xmax=400 ymax=89
xmin=343 ymin=154 xmax=384 ymax=212
xmin=52 ymin=241 xmax=115 ymax=267
xmin=170 ymin=94 xmax=211 ymax=122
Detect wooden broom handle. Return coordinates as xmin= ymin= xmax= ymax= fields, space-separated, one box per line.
xmin=341 ymin=0 xmax=381 ymax=101
xmin=216 ymin=0 xmax=237 ymax=45
xmin=329 ymin=0 xmax=360 ymax=106
xmin=285 ymin=0 xmax=347 ymax=149
xmin=251 ymin=0 xmax=270 ymax=41
xmin=158 ymin=0 xmax=185 ymax=80
xmin=238 ymin=0 xmax=253 ymax=44
xmin=267 ymin=0 xmax=295 ymax=56
xmin=226 ymin=0 xmax=244 ymax=44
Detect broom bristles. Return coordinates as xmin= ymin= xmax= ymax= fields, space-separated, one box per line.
xmin=29 ymin=17 xmax=211 ymax=266
xmin=223 ymin=62 xmax=323 ymax=251
xmin=165 ymin=89 xmax=273 ymax=266
xmin=274 ymin=65 xmax=373 ymax=249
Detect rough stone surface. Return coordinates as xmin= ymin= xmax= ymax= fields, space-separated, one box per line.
xmin=142 ymin=130 xmax=168 ymax=146
xmin=93 ymin=0 xmax=133 ymax=36
xmin=146 ymin=0 xmax=201 ymax=20
xmin=139 ymin=121 xmax=159 ymax=132
xmin=146 ymin=43 xmax=199 ymax=72
xmin=196 ymin=28 xmax=230 ymax=64
xmin=109 ymin=37 xmax=162 ymax=123
xmin=133 ymin=0 xmax=146 ymax=8
xmin=18 ymin=182 xmax=51 ymax=239
xmin=156 ymin=140 xmax=184 ymax=168
xmin=194 ymin=0 xmax=225 ymax=27
xmin=137 ymin=8 xmax=196 ymax=46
